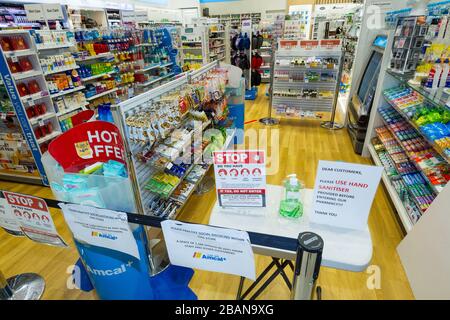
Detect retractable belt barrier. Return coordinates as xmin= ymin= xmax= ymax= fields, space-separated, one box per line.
xmin=1 ymin=192 xmax=324 ymax=300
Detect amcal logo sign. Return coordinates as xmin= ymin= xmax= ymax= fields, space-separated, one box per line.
xmin=193 ymin=252 xmax=226 ymax=262
xmin=91 ymin=231 xmax=118 ymax=241
xmin=86 ymin=261 xmax=133 ymax=276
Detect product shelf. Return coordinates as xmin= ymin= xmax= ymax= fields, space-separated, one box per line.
xmin=3 ymin=49 xmax=34 ymax=58
xmin=85 ymin=87 xmax=118 ymax=101
xmin=74 ymin=52 xmax=114 ymax=62
xmin=136 ymin=62 xmax=173 ymax=73
xmin=36 ymin=130 xmax=61 ymax=145
xmin=374 ymin=129 xmax=429 ymax=217
xmin=136 ymin=73 xmax=174 ymax=87
xmin=36 ymin=43 xmax=74 ymax=51
xmin=12 ymin=70 xmax=42 ymax=81
xmin=56 ymin=104 xmax=87 ymax=118
xmin=369 ymin=144 xmax=414 ymax=233
xmin=43 ymin=65 xmax=80 ymax=76
xmin=379 ymin=114 xmax=444 ymax=195
xmin=81 ymin=71 xmax=116 ymax=82
xmin=29 ymin=112 xmax=57 ymax=126
xmin=382 ymin=93 xmax=450 ymax=164
xmin=20 ymin=91 xmax=49 ymax=103
xmin=50 ymin=86 xmax=85 ymax=99
xmin=387 ymin=69 xmax=450 ymax=111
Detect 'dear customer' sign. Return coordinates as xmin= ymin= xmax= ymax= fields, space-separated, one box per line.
xmin=310 ymin=161 xmax=383 ymax=231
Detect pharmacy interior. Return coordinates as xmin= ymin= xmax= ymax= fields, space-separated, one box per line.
xmin=0 ymin=0 xmax=449 ymax=301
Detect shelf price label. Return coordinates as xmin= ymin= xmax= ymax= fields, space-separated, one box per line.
xmin=300 ymin=40 xmax=319 ymax=50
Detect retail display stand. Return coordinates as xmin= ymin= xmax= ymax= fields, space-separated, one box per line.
xmin=181 ymin=26 xmax=209 ymax=69
xmin=0 ymin=30 xmax=68 ymax=185
xmin=208 ymin=23 xmax=229 ymax=63
xmin=270 ymin=39 xmax=344 ymax=127
xmin=363 ymin=15 xmax=449 ymax=232
xmin=112 ymin=60 xmax=234 ymax=216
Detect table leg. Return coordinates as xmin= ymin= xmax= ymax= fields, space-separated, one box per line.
xmin=248 ymin=260 xmax=291 ymax=300
xmin=238 ymin=259 xmax=277 ymax=300
xmin=274 ymin=259 xmax=292 ymax=290
xmin=236 ymin=276 xmax=245 ymax=300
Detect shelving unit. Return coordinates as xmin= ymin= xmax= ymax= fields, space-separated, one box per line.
xmin=363 ymin=22 xmax=449 ymax=232
xmin=271 ymin=41 xmax=343 ymax=121
xmin=181 ymin=26 xmax=210 ymax=68
xmin=208 ymin=23 xmax=230 ymax=63
xmin=0 ymin=30 xmax=65 ymax=185
xmin=368 ymin=141 xmax=416 ymax=232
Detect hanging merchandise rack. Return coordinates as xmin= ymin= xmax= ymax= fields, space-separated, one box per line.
xmin=269 ymin=40 xmax=344 ymax=128
xmin=112 ymin=61 xmax=235 ymax=216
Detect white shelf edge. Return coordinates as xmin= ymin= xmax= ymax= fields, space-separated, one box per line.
xmin=37 ymin=131 xmax=61 ymax=145
xmin=81 ymin=71 xmax=115 ymax=82
xmin=74 ymin=52 xmax=113 ymax=62
xmin=44 ymin=65 xmax=80 ymax=76
xmin=12 ymin=70 xmax=42 ymax=81
xmin=56 ymin=104 xmax=86 ymax=117
xmin=29 ymin=112 xmax=57 ymax=125
xmin=86 ymin=88 xmax=118 ymax=101
xmin=368 ymin=144 xmax=413 ymax=233
xmin=50 ymin=86 xmax=85 ymax=99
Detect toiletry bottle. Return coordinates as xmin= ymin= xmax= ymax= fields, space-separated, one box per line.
xmin=279 ymin=174 xmax=303 ymax=218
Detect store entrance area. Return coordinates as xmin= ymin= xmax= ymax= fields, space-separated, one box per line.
xmin=0 ymin=84 xmax=413 ymax=300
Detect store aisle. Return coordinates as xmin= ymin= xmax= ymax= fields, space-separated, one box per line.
xmin=0 ymin=86 xmax=414 ymax=300
xmin=179 ymin=86 xmax=415 ymax=300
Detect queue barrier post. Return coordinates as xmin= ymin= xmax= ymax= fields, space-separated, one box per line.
xmin=0 ymin=270 xmax=45 ymax=300
xmin=291 ymin=232 xmax=324 ymax=300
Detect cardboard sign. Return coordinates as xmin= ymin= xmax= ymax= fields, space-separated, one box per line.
xmin=24 ymin=4 xmax=45 ymax=21
xmin=310 ymin=161 xmax=383 ymax=230
xmin=279 ymin=40 xmax=299 ymax=49
xmin=0 ymin=196 xmax=22 ymax=233
xmin=43 ymin=4 xmax=64 ymax=20
xmin=3 ymin=191 xmax=67 ymax=246
xmin=300 ymin=40 xmax=319 ymax=49
xmin=320 ymin=39 xmax=342 ymax=48
xmin=213 ymin=150 xmax=266 ymax=207
xmin=161 ymin=220 xmax=255 ymax=280
xmin=59 ymin=203 xmax=139 ymax=260
xmin=48 ymin=121 xmax=125 ymax=173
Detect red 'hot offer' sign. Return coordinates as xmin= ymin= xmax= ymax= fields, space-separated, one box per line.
xmin=48 ymin=121 xmax=125 ymax=173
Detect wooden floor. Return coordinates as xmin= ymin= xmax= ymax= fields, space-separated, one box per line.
xmin=0 ymin=87 xmax=414 ymax=300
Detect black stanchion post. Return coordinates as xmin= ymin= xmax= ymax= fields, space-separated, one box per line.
xmin=291 ymin=232 xmax=324 ymax=300
xmin=0 ymin=270 xmax=45 ymax=300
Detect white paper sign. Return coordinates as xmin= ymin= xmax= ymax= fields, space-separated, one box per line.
xmin=134 ymin=11 xmax=149 ymax=22
xmin=43 ymin=4 xmax=64 ymax=20
xmin=161 ymin=220 xmax=256 ymax=280
xmin=24 ymin=4 xmax=45 ymax=21
xmin=59 ymin=203 xmax=139 ymax=260
xmin=310 ymin=161 xmax=383 ymax=230
xmin=213 ymin=150 xmax=266 ymax=207
xmin=3 ymin=191 xmax=67 ymax=247
xmin=121 ymin=11 xmax=135 ymax=23
xmin=0 ymin=197 xmax=22 ymax=233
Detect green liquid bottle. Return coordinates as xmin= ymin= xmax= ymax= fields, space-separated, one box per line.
xmin=279 ymin=174 xmax=303 ymax=219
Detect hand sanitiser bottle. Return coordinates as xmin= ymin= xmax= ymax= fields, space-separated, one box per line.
xmin=279 ymin=174 xmax=303 ymax=218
